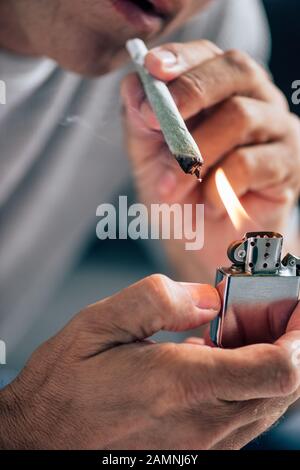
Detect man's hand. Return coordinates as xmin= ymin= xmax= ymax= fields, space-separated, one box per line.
xmin=121 ymin=41 xmax=300 ymax=281
xmin=1 ymin=275 xmax=300 ymax=450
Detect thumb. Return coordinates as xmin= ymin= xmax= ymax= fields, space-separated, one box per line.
xmin=145 ymin=40 xmax=222 ymax=82
xmin=79 ymin=274 xmax=220 ymax=352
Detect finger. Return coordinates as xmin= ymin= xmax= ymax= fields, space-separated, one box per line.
xmin=212 ymin=392 xmax=295 ymax=449
xmin=213 ymin=415 xmax=283 ymax=450
xmin=145 ymin=40 xmax=222 ymax=82
xmin=234 ymin=391 xmax=299 ymax=428
xmin=141 ymin=49 xmax=287 ymax=125
xmin=124 ymin=40 xmax=220 ymax=132
xmin=276 ymin=302 xmax=300 ymax=369
xmin=215 ymin=344 xmax=300 ymax=400
xmin=211 ymin=383 xmax=300 ymax=449
xmin=81 ymin=275 xmax=221 ymax=348
xmin=285 ymin=301 xmax=300 ymax=334
xmin=202 ymin=142 xmax=292 ymax=216
xmin=219 ymin=384 xmax=300 ymax=449
xmin=192 ymin=97 xmax=291 ymax=171
xmin=179 ymin=342 xmax=300 ymax=402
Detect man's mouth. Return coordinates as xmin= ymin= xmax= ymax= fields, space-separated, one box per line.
xmin=128 ymin=0 xmax=167 ymax=18
xmin=112 ymin=0 xmax=172 ymax=32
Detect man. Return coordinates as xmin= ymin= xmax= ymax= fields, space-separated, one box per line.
xmin=0 ymin=0 xmax=300 ymax=449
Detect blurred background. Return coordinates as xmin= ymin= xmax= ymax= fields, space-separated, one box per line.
xmin=263 ymin=0 xmax=300 ymax=117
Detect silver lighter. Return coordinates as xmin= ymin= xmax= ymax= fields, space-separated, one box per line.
xmin=210 ymin=232 xmax=300 ymax=348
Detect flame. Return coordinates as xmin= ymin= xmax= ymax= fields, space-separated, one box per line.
xmin=215 ymin=168 xmax=252 ymax=231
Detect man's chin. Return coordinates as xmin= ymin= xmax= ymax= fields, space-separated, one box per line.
xmin=90 ymin=49 xmax=130 ymax=77
xmin=52 ymin=47 xmax=128 ymax=78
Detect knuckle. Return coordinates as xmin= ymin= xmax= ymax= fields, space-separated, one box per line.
xmin=277 ymin=89 xmax=290 ymax=110
xmin=177 ymin=72 xmax=206 ymax=107
xmin=198 ymin=39 xmax=220 ymax=53
xmin=288 ymin=115 xmax=300 ymax=163
xmin=71 ymin=305 xmax=98 ymax=332
xmin=276 ymin=349 xmax=300 ymax=396
xmin=289 ymin=113 xmax=300 ymax=140
xmin=174 ymin=39 xmax=219 ymax=56
xmin=225 ymin=49 xmax=259 ymax=83
xmin=224 ymin=49 xmax=251 ymax=69
xmin=224 ymin=48 xmax=247 ymax=65
xmin=145 ymin=274 xmax=176 ymax=318
xmin=226 ymin=97 xmax=255 ymax=138
xmin=264 ymin=157 xmax=282 ymax=182
xmin=290 ymin=117 xmax=300 ymax=175
xmin=228 ymin=96 xmax=249 ymax=119
xmin=233 ymin=148 xmax=254 ymax=176
xmin=72 ymin=303 xmax=110 ymax=340
xmin=250 ymin=127 xmax=270 ymax=143
xmin=225 ymin=97 xmax=271 ymax=144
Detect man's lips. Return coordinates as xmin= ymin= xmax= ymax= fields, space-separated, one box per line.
xmin=151 ymin=0 xmax=177 ymax=17
xmin=111 ymin=0 xmax=174 ymax=32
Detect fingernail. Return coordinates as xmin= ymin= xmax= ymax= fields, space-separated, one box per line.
xmin=197 ymin=286 xmax=220 ymax=313
xmin=196 ymin=309 xmax=220 ymax=323
xmin=150 ymin=49 xmax=177 ymax=67
xmin=184 ymin=284 xmax=221 ymax=313
xmin=197 ymin=287 xmax=220 ymax=313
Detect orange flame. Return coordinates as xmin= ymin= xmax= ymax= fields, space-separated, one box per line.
xmin=215 ymin=168 xmax=252 ymax=231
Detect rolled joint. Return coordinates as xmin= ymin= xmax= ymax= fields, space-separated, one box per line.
xmin=126 ymin=38 xmax=204 ymax=180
